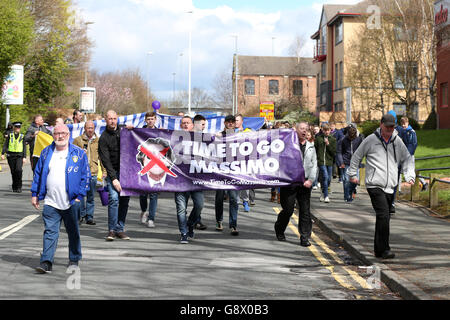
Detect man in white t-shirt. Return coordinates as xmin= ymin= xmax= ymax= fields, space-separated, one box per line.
xmin=31 ymin=124 xmax=90 ymax=274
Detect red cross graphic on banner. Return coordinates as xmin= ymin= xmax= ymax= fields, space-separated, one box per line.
xmin=138 ymin=145 xmax=177 ymax=177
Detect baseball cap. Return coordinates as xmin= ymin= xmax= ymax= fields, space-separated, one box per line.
xmin=381 ymin=113 xmax=396 ymax=127
xmin=224 ymin=115 xmax=236 ymax=122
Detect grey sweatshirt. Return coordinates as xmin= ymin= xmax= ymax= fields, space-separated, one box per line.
xmin=347 ymin=127 xmax=415 ymax=194
xmin=300 ymin=140 xmax=318 ymax=183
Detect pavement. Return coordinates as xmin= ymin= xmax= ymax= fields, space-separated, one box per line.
xmin=1 ymin=158 xmax=449 ymax=300
xmin=309 ymin=179 xmax=450 ymax=300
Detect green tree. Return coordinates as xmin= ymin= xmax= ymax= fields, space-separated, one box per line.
xmin=0 ymin=0 xmax=34 ymax=84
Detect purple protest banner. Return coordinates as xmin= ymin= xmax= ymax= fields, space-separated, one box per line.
xmin=119 ymin=128 xmax=305 ymax=195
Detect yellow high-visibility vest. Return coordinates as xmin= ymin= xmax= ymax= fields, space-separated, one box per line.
xmin=8 ymin=133 xmax=24 ymax=153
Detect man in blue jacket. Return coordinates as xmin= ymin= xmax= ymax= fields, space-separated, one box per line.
xmin=31 ymin=124 xmax=90 ymax=273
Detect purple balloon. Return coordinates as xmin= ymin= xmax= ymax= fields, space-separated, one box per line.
xmin=152 ymin=101 xmax=161 ymax=110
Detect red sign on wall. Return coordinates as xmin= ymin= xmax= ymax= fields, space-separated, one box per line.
xmin=435 ymin=2 xmax=449 ymax=27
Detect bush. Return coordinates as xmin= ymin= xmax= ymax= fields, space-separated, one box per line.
xmin=422 ymin=111 xmax=437 ymax=130
xmin=360 ymin=120 xmax=379 ymax=137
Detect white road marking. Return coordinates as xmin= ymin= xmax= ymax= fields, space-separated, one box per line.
xmin=0 ymin=215 xmax=40 ymax=240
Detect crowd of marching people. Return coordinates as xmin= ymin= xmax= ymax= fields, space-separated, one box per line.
xmin=1 ymin=108 xmax=417 ymax=273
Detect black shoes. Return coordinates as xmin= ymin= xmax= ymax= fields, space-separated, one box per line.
xmin=276 ymin=233 xmax=286 ymax=241
xmin=68 ymin=260 xmax=79 ymax=267
xmin=376 ymin=250 xmax=396 ymax=259
xmin=274 ymin=225 xmax=286 ymax=241
xmin=35 ymin=261 xmax=52 ymax=274
xmin=230 ymin=227 xmax=239 ymax=236
xmin=194 ymin=222 xmax=207 ymax=230
xmin=389 ymin=204 xmax=396 ymax=214
xmin=80 ymin=217 xmax=96 ymax=225
xmin=300 ymin=236 xmax=311 ymax=247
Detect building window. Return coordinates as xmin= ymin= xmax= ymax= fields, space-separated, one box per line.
xmin=335 ymin=63 xmax=339 ymax=90
xmin=441 ymin=82 xmax=449 ymax=107
xmin=269 ymin=80 xmax=279 ymax=95
xmin=394 ymin=61 xmax=418 ymax=89
xmin=293 ymin=80 xmax=303 ymax=96
xmin=321 ymin=63 xmax=326 ymax=79
xmin=335 ymin=19 xmax=343 ymax=44
xmin=334 ymin=102 xmax=343 ymax=112
xmin=245 ymin=79 xmax=255 ymax=95
xmin=339 ymin=61 xmax=344 ymax=89
xmin=321 ymin=24 xmax=327 ymax=51
xmin=317 ymin=73 xmax=320 ymax=96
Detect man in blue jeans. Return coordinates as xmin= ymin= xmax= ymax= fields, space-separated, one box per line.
xmin=139 ymin=111 xmax=159 ymax=228
xmin=31 ymin=124 xmax=89 ymax=273
xmin=73 ymin=120 xmax=104 ymax=225
xmin=174 ymin=116 xmax=200 ymax=243
xmin=314 ymin=123 xmax=336 ymax=203
xmin=214 ymin=115 xmax=239 ymax=236
xmin=336 ymin=125 xmax=363 ymax=202
xmin=99 ymin=110 xmax=131 ymax=241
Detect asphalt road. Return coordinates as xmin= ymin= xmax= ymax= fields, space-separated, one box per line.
xmin=0 ymin=163 xmax=400 ymax=301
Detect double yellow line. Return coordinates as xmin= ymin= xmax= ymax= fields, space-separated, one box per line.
xmin=273 ymin=207 xmax=370 ymax=290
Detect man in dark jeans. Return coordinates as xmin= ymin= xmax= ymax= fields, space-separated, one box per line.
xmin=215 ymin=115 xmax=239 ymax=236
xmin=348 ymin=113 xmax=415 ymax=259
xmin=274 ymin=122 xmax=317 ymax=247
xmin=98 ymin=110 xmax=131 ymax=241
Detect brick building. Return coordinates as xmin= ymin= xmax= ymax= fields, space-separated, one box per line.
xmin=436 ymin=0 xmax=450 ymax=129
xmin=232 ymin=55 xmax=316 ymax=117
xmin=311 ymin=1 xmax=433 ymax=127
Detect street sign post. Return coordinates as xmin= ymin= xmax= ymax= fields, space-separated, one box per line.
xmin=260 ymin=101 xmax=274 ymax=121
xmin=2 ymin=65 xmax=24 ymax=128
xmin=80 ymin=87 xmax=96 ymax=114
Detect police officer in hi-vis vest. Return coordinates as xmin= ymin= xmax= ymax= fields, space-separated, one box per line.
xmin=2 ymin=122 xmax=27 ymax=192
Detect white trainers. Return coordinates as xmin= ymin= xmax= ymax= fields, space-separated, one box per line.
xmin=312 ymin=186 xmax=318 ymax=190
xmin=324 ymin=196 xmax=330 ymax=203
xmin=319 ymin=194 xmax=324 ymax=202
xmin=140 ymin=212 xmax=148 ymax=224
xmin=147 ymin=220 xmax=155 ymax=228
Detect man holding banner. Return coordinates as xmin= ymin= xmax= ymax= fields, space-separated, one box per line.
xmin=274 ymin=122 xmax=317 ymax=247
xmin=25 ymin=115 xmax=52 ymax=172
xmin=138 ymin=111 xmax=160 ymax=228
xmin=214 ymin=115 xmax=240 ymax=236
xmin=174 ymin=116 xmax=199 ymax=243
xmin=119 ymin=113 xmax=306 ymax=240
xmin=99 ymin=110 xmax=131 ymax=241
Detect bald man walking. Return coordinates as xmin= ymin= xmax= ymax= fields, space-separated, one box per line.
xmin=31 ymin=124 xmax=90 ymax=273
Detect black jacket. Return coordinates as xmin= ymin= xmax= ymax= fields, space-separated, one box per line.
xmin=98 ymin=125 xmax=122 ymax=181
xmin=336 ymin=134 xmax=363 ymax=166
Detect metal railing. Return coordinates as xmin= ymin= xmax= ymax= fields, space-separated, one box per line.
xmin=410 ymin=154 xmax=450 ymax=209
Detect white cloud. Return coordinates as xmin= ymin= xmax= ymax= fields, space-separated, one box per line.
xmin=76 ymin=0 xmax=346 ymax=100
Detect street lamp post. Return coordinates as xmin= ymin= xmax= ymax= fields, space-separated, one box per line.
xmin=186 ymin=10 xmax=193 ymax=115
xmin=172 ymin=72 xmax=176 ymax=101
xmin=272 ymin=36 xmax=276 ymax=56
xmin=146 ymin=51 xmax=153 ymax=109
xmin=84 ymin=22 xmax=94 ymax=88
xmin=230 ymin=34 xmax=238 ymax=115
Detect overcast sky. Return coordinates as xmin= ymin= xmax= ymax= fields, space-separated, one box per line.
xmin=75 ymin=0 xmax=359 ymax=100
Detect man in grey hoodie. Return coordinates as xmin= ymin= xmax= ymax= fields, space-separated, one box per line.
xmin=348 ymin=113 xmax=415 ymax=259
xmin=274 ymin=122 xmax=318 ymax=247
